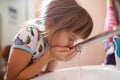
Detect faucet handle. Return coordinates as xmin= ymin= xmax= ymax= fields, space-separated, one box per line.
xmin=113 ymin=36 xmax=120 ymax=70
xmin=113 ymin=36 xmax=120 ymax=58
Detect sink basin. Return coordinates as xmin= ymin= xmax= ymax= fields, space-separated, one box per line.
xmin=31 ymin=65 xmax=120 ymax=80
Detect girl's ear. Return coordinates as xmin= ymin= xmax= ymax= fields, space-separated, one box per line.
xmin=45 ymin=20 xmax=55 ymax=29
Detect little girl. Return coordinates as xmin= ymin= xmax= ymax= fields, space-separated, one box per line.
xmin=5 ymin=0 xmax=93 ymax=79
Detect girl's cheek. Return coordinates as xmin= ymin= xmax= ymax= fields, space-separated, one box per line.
xmin=52 ymin=39 xmax=68 ymax=47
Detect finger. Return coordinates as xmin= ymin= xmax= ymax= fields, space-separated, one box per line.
xmin=52 ymin=50 xmax=70 ymax=60
xmin=69 ymin=50 xmax=78 ymax=58
xmin=65 ymin=51 xmax=77 ymax=61
xmin=69 ymin=47 xmax=76 ymax=53
xmin=64 ymin=51 xmax=78 ymax=61
xmin=59 ymin=47 xmax=76 ymax=57
xmin=52 ymin=46 xmax=69 ymax=52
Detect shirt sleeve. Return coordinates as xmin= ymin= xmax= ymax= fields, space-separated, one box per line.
xmin=13 ymin=26 xmax=39 ymax=55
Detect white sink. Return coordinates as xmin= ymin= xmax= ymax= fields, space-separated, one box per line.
xmin=32 ymin=65 xmax=120 ymax=80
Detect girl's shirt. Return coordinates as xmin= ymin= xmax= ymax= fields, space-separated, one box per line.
xmin=5 ymin=19 xmax=48 ymax=79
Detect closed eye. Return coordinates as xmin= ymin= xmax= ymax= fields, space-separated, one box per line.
xmin=68 ymin=37 xmax=74 ymax=42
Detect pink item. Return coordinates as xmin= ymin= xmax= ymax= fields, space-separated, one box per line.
xmin=104 ymin=1 xmax=119 ymax=42
xmin=104 ymin=0 xmax=118 ymax=65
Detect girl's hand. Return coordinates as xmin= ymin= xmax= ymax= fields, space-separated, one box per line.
xmin=49 ymin=46 xmax=78 ymax=61
xmin=63 ymin=47 xmax=78 ymax=61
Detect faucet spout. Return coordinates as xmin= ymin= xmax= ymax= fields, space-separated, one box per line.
xmin=76 ymin=26 xmax=120 ymax=52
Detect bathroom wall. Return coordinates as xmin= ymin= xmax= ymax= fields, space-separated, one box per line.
xmin=0 ymin=0 xmax=25 ymax=47
xmin=56 ymin=0 xmax=106 ymax=69
xmin=0 ymin=0 xmax=34 ymax=47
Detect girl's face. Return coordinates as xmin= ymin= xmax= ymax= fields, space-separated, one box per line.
xmin=50 ymin=30 xmax=82 ymax=48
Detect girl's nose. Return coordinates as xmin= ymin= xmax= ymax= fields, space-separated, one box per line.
xmin=66 ymin=42 xmax=75 ymax=49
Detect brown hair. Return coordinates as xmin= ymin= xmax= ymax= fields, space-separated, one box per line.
xmin=41 ymin=0 xmax=93 ymax=40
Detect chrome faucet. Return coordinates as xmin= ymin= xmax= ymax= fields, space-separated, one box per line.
xmin=76 ymin=26 xmax=120 ymax=52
